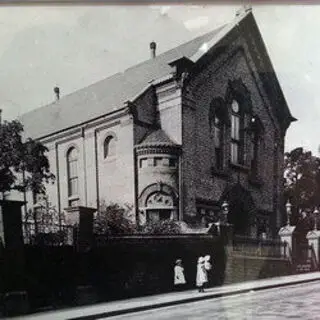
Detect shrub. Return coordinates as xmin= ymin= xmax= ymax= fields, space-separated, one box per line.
xmin=93 ymin=202 xmax=135 ymax=235
xmin=136 ymin=219 xmax=182 ymax=235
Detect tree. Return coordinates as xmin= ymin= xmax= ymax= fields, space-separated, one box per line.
xmin=93 ymin=202 xmax=135 ymax=235
xmin=0 ymin=119 xmax=55 ymax=196
xmin=283 ymin=147 xmax=320 ymax=225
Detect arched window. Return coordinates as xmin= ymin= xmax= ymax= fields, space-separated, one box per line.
xmin=209 ymin=97 xmax=227 ymax=170
xmin=226 ymin=78 xmax=253 ymax=166
xmin=230 ymin=99 xmax=244 ymax=164
xmin=249 ymin=116 xmax=264 ymax=176
xmin=104 ymin=135 xmax=116 ymax=159
xmin=67 ymin=147 xmax=79 ymax=197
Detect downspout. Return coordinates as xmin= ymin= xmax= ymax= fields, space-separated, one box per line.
xmin=133 ymin=147 xmax=139 ymax=226
xmin=81 ymin=127 xmax=88 ymax=207
xmin=127 ymin=102 xmax=139 ymax=226
xmin=55 ymin=143 xmax=62 ymax=228
xmin=178 ymin=150 xmax=183 ymax=221
xmin=94 ymin=129 xmax=100 ymax=212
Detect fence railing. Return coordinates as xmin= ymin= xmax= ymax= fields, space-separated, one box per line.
xmin=232 ymin=235 xmax=287 ymax=258
xmin=23 ymin=221 xmax=74 ymax=246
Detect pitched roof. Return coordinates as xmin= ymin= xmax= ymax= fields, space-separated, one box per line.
xmin=18 ymin=25 xmax=226 ymax=140
xmin=138 ymin=129 xmax=178 ymax=146
xmin=19 ymin=7 xmax=294 ymax=140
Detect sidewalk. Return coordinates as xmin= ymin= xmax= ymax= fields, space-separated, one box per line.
xmin=12 ymin=272 xmax=320 ymax=320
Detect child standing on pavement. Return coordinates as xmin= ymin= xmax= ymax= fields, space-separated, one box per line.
xmin=174 ymin=259 xmax=186 ymax=291
xmin=196 ymin=256 xmax=207 ymax=292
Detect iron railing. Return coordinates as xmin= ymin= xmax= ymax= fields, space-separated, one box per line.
xmin=233 ymin=235 xmax=287 ymax=258
xmin=23 ymin=221 xmax=74 ymax=246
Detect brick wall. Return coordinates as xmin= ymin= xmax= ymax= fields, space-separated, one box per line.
xmin=224 ymin=253 xmax=292 ymax=285
xmin=182 ymin=33 xmax=285 ymax=231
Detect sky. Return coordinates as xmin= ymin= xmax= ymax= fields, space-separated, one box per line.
xmin=0 ymin=4 xmax=319 ymax=155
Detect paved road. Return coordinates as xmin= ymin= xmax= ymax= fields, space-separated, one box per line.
xmin=103 ymin=281 xmax=320 ymax=320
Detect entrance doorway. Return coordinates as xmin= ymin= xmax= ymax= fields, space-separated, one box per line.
xmin=221 ymin=184 xmax=256 ymax=236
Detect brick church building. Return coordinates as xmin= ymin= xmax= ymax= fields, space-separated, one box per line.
xmin=19 ymin=8 xmax=296 ymax=237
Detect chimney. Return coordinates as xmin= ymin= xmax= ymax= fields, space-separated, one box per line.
xmin=54 ymin=86 xmax=60 ymax=101
xmin=150 ymin=41 xmax=156 ymax=59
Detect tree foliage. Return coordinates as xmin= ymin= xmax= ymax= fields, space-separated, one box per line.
xmin=94 ymin=201 xmax=182 ymax=235
xmin=0 ymin=119 xmax=55 ymax=194
xmin=137 ymin=219 xmax=182 ymax=235
xmin=283 ymin=147 xmax=320 ymax=224
xmin=94 ymin=202 xmax=135 ymax=235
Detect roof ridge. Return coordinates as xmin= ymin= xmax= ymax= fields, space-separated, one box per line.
xmin=123 ymin=27 xmax=225 ymax=74
xmin=18 ymin=16 xmax=241 ymax=139
xmin=19 ymin=27 xmax=226 ymax=121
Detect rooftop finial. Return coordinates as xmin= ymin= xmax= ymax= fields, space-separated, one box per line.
xmin=150 ymin=41 xmax=157 ymax=59
xmin=54 ymin=86 xmax=60 ymax=101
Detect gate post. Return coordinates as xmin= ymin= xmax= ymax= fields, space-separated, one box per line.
xmin=0 ymin=200 xmax=29 ymax=316
xmin=278 ymin=225 xmax=296 ymax=258
xmin=64 ymin=206 xmax=96 ymax=251
xmin=306 ymin=230 xmax=320 ymax=268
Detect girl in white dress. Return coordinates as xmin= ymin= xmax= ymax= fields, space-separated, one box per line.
xmin=196 ymin=256 xmax=207 ymax=292
xmin=174 ymin=259 xmax=186 ymax=290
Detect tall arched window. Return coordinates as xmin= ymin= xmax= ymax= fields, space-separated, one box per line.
xmin=104 ymin=135 xmax=116 ymax=159
xmin=209 ymin=97 xmax=227 ymax=170
xmin=226 ymin=78 xmax=253 ymax=166
xmin=249 ymin=116 xmax=264 ymax=176
xmin=230 ymin=99 xmax=244 ymax=164
xmin=67 ymin=147 xmax=79 ymax=197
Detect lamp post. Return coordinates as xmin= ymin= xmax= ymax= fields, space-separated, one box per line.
xmin=313 ymin=207 xmax=319 ymax=230
xmin=221 ymin=200 xmax=229 ymax=224
xmin=285 ymin=200 xmax=292 ymax=226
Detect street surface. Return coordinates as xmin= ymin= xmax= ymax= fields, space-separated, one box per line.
xmin=103 ymin=281 xmax=320 ymax=320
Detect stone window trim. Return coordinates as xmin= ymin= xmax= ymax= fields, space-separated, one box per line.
xmin=138 ymin=155 xmax=178 ymax=169
xmin=64 ymin=143 xmax=80 ymax=157
xmin=138 ymin=182 xmax=178 ymax=209
xmin=208 ymin=96 xmax=228 ymax=171
xmin=66 ymin=146 xmax=79 ymax=199
xmin=68 ymin=195 xmax=80 ymax=208
xmin=225 ymin=78 xmax=253 ymax=167
xmin=102 ymin=132 xmax=117 ymax=161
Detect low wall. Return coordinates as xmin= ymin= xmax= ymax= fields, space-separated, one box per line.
xmin=224 ymin=251 xmax=292 ymax=284
xmin=0 ymin=235 xmax=293 ymax=314
xmin=21 ymin=235 xmax=225 ymax=311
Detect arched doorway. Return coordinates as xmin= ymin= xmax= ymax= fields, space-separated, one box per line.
xmin=221 ymin=184 xmax=256 ymax=236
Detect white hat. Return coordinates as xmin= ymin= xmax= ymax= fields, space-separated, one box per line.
xmin=204 ymin=255 xmax=211 ymax=261
xmin=198 ymin=256 xmax=204 ymax=263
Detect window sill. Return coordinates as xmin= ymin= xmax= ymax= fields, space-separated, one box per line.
xmin=68 ymin=195 xmax=79 ymax=201
xmin=229 ymin=162 xmax=250 ymax=172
